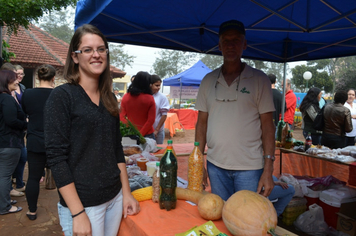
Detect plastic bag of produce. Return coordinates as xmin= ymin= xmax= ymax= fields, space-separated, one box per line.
xmin=294 ymin=204 xmax=329 ymax=236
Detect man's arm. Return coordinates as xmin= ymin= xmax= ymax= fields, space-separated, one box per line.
xmin=257 ymin=112 xmax=275 ymax=197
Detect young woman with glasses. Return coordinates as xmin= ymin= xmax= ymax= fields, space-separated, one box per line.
xmin=44 ymin=24 xmax=139 ymax=236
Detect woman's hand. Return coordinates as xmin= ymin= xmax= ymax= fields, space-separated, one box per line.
xmin=123 ymin=193 xmax=140 ymax=218
xmin=72 ymin=212 xmax=92 ymax=236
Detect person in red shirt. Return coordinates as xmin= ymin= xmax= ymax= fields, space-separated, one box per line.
xmin=281 ymin=79 xmax=297 ymax=128
xmin=120 ymin=71 xmax=156 ymax=138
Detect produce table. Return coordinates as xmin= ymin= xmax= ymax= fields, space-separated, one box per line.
xmin=278 ymin=147 xmax=355 ymax=186
xmin=164 ymin=113 xmax=182 ymax=138
xmin=116 ymin=199 xmax=297 ymax=236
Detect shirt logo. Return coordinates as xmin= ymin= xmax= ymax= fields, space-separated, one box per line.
xmin=240 ymin=87 xmax=250 ymax=94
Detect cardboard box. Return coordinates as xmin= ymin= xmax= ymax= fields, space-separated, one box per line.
xmin=337 ymin=202 xmax=356 ymax=236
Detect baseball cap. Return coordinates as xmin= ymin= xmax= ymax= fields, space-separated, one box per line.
xmin=219 ymin=20 xmax=245 ymax=36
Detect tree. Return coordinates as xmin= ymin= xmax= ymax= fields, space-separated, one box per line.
xmin=2 ymin=40 xmax=15 ymax=62
xmin=335 ymin=70 xmax=356 ymax=91
xmin=200 ymin=54 xmax=223 ymax=70
xmin=38 ymin=9 xmax=75 ymax=43
xmin=291 ymin=65 xmax=333 ymax=93
xmin=109 ymin=43 xmax=135 ymax=70
xmin=152 ymin=49 xmax=198 ymax=78
xmin=242 ymin=59 xmax=267 ymax=70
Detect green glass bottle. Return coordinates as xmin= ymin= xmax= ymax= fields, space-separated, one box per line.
xmin=159 ymin=146 xmax=177 ymax=211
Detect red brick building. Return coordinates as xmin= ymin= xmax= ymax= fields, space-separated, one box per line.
xmin=3 ymin=24 xmax=125 ymax=88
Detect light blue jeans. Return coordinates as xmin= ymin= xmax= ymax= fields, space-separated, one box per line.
xmin=58 ymin=190 xmax=123 ymax=236
xmin=155 ymin=129 xmax=165 ymax=144
xmin=207 ymin=161 xmax=263 ymax=201
xmin=0 ymin=148 xmax=21 ymax=213
xmin=268 ymin=176 xmax=295 ymax=216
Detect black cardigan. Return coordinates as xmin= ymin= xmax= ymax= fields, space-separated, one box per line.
xmin=44 ymin=84 xmax=125 ymax=207
xmin=0 ymin=93 xmax=27 ymax=149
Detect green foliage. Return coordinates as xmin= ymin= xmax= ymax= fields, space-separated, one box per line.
xmin=0 ymin=0 xmax=77 ymax=34
xmin=120 ymin=119 xmax=146 ymax=144
xmin=200 ymin=54 xmax=223 ymax=70
xmin=335 ymin=70 xmax=356 ymax=91
xmin=152 ymin=49 xmax=198 ymax=78
xmin=38 ymin=9 xmax=75 ymax=43
xmin=109 ymin=43 xmax=135 ymax=70
xmin=291 ymin=65 xmax=333 ymax=93
xmin=2 ymin=40 xmax=16 ymax=62
xmin=242 ymin=59 xmax=267 ymax=70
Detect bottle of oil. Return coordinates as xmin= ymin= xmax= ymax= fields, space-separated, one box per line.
xmin=187 ymin=142 xmax=204 ymax=192
xmin=159 ymin=146 xmax=177 ymax=211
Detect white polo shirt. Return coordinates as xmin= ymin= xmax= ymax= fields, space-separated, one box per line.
xmin=195 ymin=64 xmax=275 ymax=170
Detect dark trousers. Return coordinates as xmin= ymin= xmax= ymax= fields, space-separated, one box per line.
xmin=12 ymin=146 xmax=27 ymax=188
xmin=345 ymin=136 xmax=356 ymax=146
xmin=321 ymin=133 xmax=346 ymax=149
xmin=25 ymin=151 xmax=46 ymax=213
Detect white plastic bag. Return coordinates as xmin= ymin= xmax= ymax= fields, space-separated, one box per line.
xmin=141 ymin=138 xmax=158 ymax=153
xmin=279 ymin=173 xmax=304 ymax=197
xmin=294 ymin=204 xmax=329 ymax=236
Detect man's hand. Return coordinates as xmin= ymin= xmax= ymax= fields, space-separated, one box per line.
xmin=256 ymin=170 xmax=274 ymax=197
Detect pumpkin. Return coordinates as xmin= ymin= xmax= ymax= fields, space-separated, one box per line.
xmin=222 ymin=190 xmax=278 ymax=236
xmin=198 ymin=193 xmax=224 ymax=220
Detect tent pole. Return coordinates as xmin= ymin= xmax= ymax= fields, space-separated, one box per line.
xmin=179 ymin=80 xmax=182 ymax=109
xmin=281 ymin=62 xmax=287 ymax=120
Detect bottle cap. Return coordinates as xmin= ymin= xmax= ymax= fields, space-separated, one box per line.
xmin=194 ymin=141 xmax=199 ymax=146
xmin=167 ymin=140 xmax=173 ymax=144
xmin=156 ymin=162 xmax=160 ymax=166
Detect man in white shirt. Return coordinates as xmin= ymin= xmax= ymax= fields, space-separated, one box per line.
xmin=195 ymin=20 xmax=275 ymax=201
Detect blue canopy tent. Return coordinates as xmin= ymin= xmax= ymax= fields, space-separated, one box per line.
xmin=74 ymin=0 xmax=356 ymax=118
xmin=163 ymin=60 xmax=212 ymax=106
xmin=163 ymin=60 xmax=212 ymax=87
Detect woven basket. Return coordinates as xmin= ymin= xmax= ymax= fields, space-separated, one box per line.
xmin=174 ymin=122 xmax=185 ymax=137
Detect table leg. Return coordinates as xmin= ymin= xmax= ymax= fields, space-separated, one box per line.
xmin=280 ymin=150 xmax=283 ymax=174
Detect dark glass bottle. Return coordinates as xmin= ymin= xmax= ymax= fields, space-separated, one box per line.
xmin=285 ymin=130 xmax=293 ymax=149
xmin=305 ymin=132 xmax=312 ymax=151
xmin=159 ymin=146 xmax=177 ymax=211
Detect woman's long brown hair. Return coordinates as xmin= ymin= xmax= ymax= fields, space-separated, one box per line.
xmin=63 ymin=24 xmax=119 ymax=117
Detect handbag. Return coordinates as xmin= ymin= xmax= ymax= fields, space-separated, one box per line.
xmin=45 ymin=168 xmax=56 ymax=190
xmin=313 ymin=106 xmax=325 ymax=131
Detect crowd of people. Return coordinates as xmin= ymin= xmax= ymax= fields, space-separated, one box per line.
xmin=0 ymin=19 xmax=354 ymax=236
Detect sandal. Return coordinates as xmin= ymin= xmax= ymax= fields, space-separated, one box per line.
xmin=0 ymin=206 xmax=22 ymax=215
xmin=10 ymin=200 xmax=17 ymax=205
xmin=26 ymin=212 xmax=37 ymax=221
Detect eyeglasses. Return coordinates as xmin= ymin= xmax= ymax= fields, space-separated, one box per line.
xmin=215 ymin=70 xmax=239 ymax=102
xmin=74 ymin=47 xmax=109 ymax=55
xmin=16 ymin=73 xmax=25 ymax=77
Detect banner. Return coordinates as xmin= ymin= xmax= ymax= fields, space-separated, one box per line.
xmin=170 ymin=86 xmax=199 ymax=99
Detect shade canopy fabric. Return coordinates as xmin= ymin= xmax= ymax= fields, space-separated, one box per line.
xmin=163 ymin=60 xmax=212 ymax=87
xmin=75 ymin=0 xmax=356 ymax=63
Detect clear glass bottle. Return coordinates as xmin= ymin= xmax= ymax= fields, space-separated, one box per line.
xmin=187 ymin=142 xmax=204 ymax=192
xmin=159 ymin=146 xmax=177 ymax=211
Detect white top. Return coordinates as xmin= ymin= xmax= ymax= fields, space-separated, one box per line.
xmin=344 ymin=102 xmax=356 ymax=137
xmin=195 ymin=64 xmax=275 ymax=170
xmin=153 ymin=92 xmax=170 ymax=131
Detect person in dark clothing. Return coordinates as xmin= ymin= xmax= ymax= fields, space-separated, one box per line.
xmin=0 ymin=70 xmax=27 ymax=215
xmin=299 ymin=87 xmax=323 ymax=145
xmin=44 ymin=24 xmax=139 ymax=236
xmin=22 ymin=64 xmax=55 ymax=220
xmin=268 ymin=74 xmax=286 ymax=127
xmin=322 ymin=90 xmax=353 ymax=149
